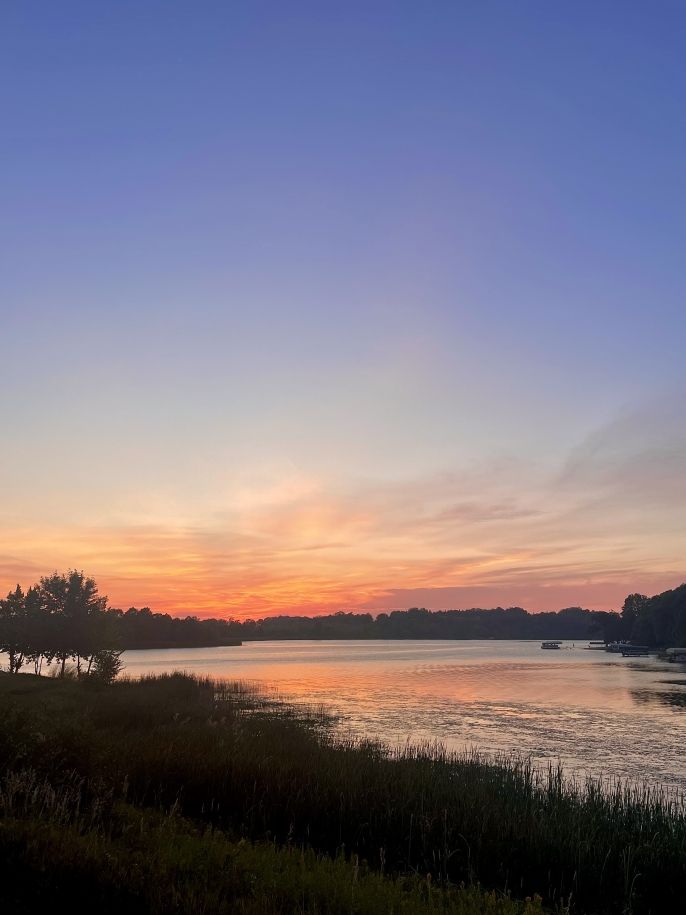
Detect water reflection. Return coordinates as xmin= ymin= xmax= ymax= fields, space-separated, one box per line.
xmin=122 ymin=640 xmax=686 ymax=789
xmin=632 ymin=686 xmax=686 ymax=710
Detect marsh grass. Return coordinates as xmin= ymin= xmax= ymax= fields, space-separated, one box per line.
xmin=1 ymin=671 xmax=684 ymax=913
xmin=0 ymin=768 xmax=543 ymax=915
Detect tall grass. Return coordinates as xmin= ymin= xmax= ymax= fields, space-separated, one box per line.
xmin=0 ymin=768 xmax=543 ymax=915
xmin=1 ymin=671 xmax=684 ymax=913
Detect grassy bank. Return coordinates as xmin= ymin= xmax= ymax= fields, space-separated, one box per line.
xmin=0 ymin=673 xmax=684 ymax=913
xmin=0 ymin=772 xmax=540 ymax=915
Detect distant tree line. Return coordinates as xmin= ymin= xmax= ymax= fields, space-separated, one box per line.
xmin=4 ymin=573 xmax=685 ymax=673
xmin=232 ymin=585 xmax=685 ymax=645
xmin=103 ymin=605 xmax=242 ymax=649
xmin=74 ymin=602 xmax=626 ymax=647
xmin=235 ymin=605 xmax=624 ymax=642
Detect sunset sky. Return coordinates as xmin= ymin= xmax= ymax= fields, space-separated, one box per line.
xmin=2 ymin=2 xmax=685 ymax=617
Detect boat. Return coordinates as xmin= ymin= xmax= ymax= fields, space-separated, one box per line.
xmin=585 ymin=640 xmax=607 ymax=650
xmin=665 ymin=648 xmax=686 ymax=663
xmin=541 ymin=640 xmax=562 ymax=650
xmin=619 ymin=645 xmax=651 ymax=657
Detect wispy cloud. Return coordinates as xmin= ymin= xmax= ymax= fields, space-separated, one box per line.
xmin=1 ymin=395 xmax=684 ymax=615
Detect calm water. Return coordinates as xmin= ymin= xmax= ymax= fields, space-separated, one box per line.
xmin=123 ymin=640 xmax=686 ymax=789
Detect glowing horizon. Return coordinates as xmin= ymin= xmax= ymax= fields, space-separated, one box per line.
xmin=2 ymin=4 xmax=685 ymax=618
xmin=2 ymin=418 xmax=684 ymax=618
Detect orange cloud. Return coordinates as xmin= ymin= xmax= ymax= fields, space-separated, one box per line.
xmin=2 ymin=403 xmax=685 ymax=618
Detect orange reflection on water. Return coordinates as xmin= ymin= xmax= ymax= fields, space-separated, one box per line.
xmin=120 ymin=639 xmax=686 ymax=792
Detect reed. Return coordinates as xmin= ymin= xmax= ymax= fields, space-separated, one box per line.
xmin=1 ymin=671 xmax=684 ymax=913
xmin=0 ymin=767 xmax=544 ymax=915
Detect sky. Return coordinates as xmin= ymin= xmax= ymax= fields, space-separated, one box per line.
xmin=1 ymin=1 xmax=685 ymax=617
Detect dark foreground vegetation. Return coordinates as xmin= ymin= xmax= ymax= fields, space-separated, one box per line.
xmin=1 ymin=673 xmax=684 ymax=914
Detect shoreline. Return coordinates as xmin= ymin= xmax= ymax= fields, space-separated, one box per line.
xmin=1 ymin=670 xmax=685 ymax=914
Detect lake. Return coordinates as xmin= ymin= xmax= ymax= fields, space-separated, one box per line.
xmin=122 ymin=639 xmax=686 ymax=790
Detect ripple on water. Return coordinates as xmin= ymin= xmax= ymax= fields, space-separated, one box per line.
xmin=121 ymin=640 xmax=686 ymax=790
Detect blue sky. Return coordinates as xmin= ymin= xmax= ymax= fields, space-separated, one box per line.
xmin=2 ymin=2 xmax=685 ymax=615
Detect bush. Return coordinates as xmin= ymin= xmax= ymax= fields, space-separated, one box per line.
xmin=89 ymin=650 xmax=124 ymax=685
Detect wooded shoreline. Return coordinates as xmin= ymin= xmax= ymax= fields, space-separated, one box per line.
xmin=3 ymin=573 xmax=685 ymax=672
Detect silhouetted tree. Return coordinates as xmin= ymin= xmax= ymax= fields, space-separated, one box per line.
xmin=621 ymin=593 xmax=648 ymax=638
xmin=0 ymin=585 xmax=28 ymax=673
xmin=90 ymin=648 xmax=124 ymax=684
xmin=39 ymin=571 xmax=108 ymax=677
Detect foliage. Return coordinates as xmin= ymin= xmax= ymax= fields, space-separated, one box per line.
xmin=0 ymin=672 xmax=684 ymax=914
xmin=105 ymin=604 xmax=242 ymax=648
xmin=0 ymin=770 xmax=542 ymax=914
xmin=0 ymin=571 xmax=116 ymax=678
xmin=5 ymin=570 xmax=686 ymax=657
xmin=89 ymin=649 xmax=124 ymax=685
xmin=98 ymin=596 xmax=684 ymax=646
xmin=627 ymin=584 xmax=686 ymax=646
